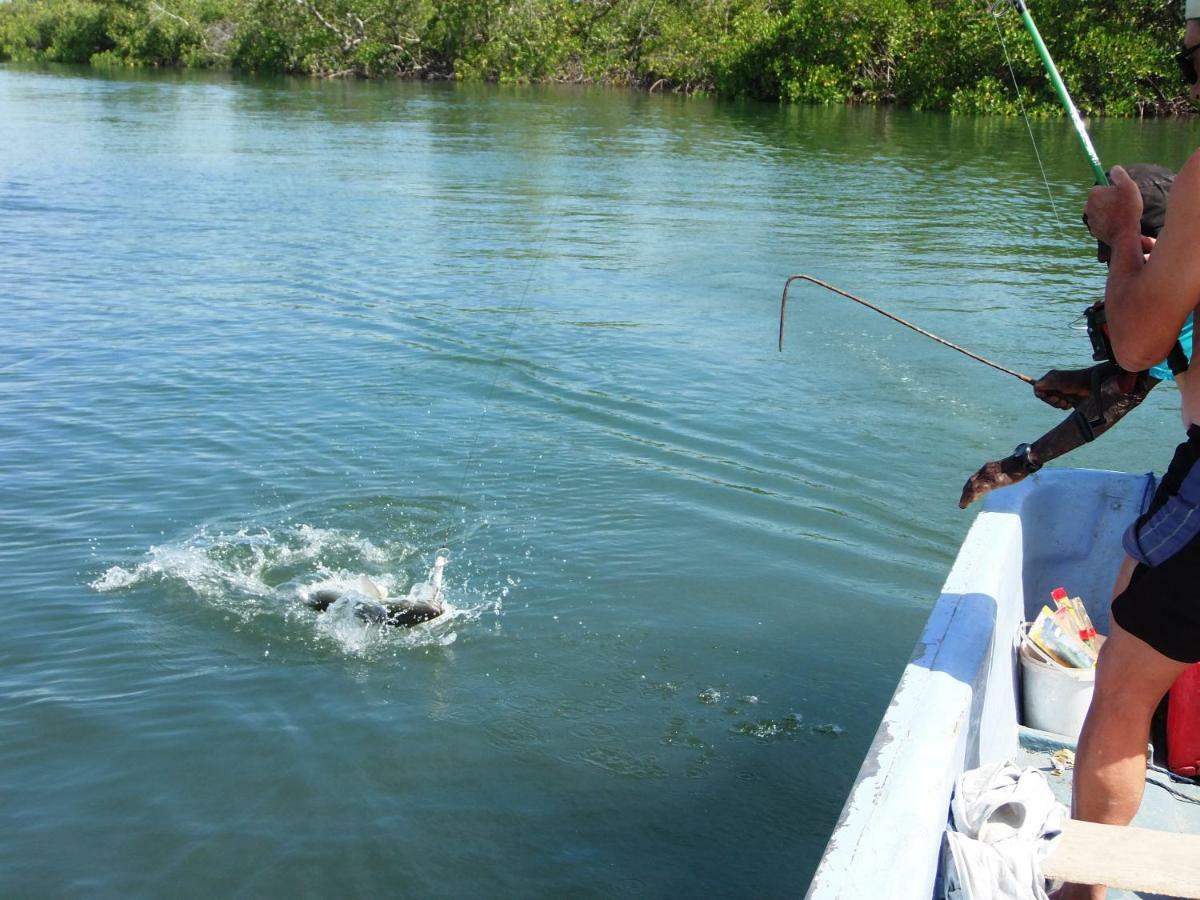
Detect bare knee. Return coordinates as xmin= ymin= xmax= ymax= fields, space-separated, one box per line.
xmin=1092 ymin=622 xmax=1187 ymax=705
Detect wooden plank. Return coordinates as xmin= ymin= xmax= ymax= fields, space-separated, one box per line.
xmin=1043 ymin=818 xmax=1200 ymax=898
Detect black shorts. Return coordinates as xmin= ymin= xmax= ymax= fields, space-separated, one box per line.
xmin=1112 ymin=425 xmax=1200 ymax=663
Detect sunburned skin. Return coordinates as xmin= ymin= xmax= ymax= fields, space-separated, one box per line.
xmin=1088 ymin=156 xmax=1200 ymax=428
xmin=960 ymin=161 xmax=1188 ymax=510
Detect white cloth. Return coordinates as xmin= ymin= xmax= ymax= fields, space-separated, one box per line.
xmin=942 ymin=761 xmax=1066 ymax=900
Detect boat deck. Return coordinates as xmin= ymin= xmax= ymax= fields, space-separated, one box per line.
xmin=805 ymin=472 xmax=1200 ymax=899
xmin=1019 ymin=726 xmax=1200 ymax=899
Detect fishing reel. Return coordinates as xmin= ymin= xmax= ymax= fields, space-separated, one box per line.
xmin=1084 ymin=302 xmax=1116 ymax=365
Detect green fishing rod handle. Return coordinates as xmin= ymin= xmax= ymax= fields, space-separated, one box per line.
xmin=1010 ymin=0 xmax=1109 ymax=185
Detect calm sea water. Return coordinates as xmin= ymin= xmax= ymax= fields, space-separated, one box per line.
xmin=3 ymin=64 xmax=1199 ymax=896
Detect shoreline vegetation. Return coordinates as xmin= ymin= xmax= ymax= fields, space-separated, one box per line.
xmin=0 ymin=0 xmax=1192 ymax=116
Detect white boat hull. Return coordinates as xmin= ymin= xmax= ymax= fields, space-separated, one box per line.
xmin=806 ymin=469 xmax=1154 ymax=898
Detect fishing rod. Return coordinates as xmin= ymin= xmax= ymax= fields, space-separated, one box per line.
xmin=1007 ymin=0 xmax=1108 ymax=186
xmin=776 ymin=5 xmax=1106 ymax=387
xmin=777 ymin=274 xmax=1036 ymax=385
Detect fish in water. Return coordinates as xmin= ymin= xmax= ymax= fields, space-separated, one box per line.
xmin=303 ymin=555 xmax=448 ymax=628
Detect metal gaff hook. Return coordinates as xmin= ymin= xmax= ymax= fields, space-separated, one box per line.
xmin=778 ymin=273 xmax=1035 ymax=385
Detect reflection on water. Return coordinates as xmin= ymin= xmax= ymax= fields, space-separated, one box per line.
xmin=2 ymin=63 xmax=1199 ymax=895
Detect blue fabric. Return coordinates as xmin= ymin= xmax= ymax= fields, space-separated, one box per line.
xmin=1147 ymin=313 xmax=1194 ymax=381
xmin=1124 ymin=425 xmax=1200 ymax=567
xmin=1122 ymin=501 xmax=1200 ymax=566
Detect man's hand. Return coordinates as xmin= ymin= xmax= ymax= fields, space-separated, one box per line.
xmin=1141 ymin=234 xmax=1157 ymax=261
xmin=1083 ymin=166 xmax=1143 ymax=248
xmin=959 ymin=456 xmax=1029 ymax=509
xmin=1033 ymin=368 xmax=1093 ymax=410
xmin=1099 ymin=150 xmax=1200 ymax=373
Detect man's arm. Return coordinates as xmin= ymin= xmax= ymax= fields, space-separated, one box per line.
xmin=1087 ymin=159 xmax=1200 ymax=371
xmin=959 ymin=370 xmax=1159 ymax=509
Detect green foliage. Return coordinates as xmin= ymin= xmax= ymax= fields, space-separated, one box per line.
xmin=752 ymin=0 xmax=912 ymax=104
xmin=0 ymin=0 xmax=235 ymax=67
xmin=105 ymin=2 xmax=202 ymax=66
xmin=0 ymin=0 xmax=112 ymax=64
xmin=0 ymin=0 xmax=1193 ymax=116
xmin=432 ymin=0 xmax=575 ymax=81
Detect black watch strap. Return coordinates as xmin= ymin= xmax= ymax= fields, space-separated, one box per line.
xmin=1012 ymin=443 xmax=1042 ymax=474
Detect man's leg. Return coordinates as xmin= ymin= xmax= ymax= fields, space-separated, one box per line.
xmin=1058 ymin=556 xmax=1190 ymax=900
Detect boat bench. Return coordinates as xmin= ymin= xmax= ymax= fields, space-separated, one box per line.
xmin=1043 ymin=818 xmax=1200 ymax=898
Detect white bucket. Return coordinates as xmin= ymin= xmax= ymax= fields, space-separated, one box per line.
xmin=1019 ymin=629 xmax=1098 ymax=739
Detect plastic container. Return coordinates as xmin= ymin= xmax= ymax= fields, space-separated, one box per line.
xmin=1050 ymin=586 xmax=1098 ymax=649
xmin=1167 ymin=663 xmax=1200 ymax=776
xmin=1019 ymin=630 xmax=1097 ymax=739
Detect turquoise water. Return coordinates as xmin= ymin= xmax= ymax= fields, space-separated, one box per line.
xmin=3 ymin=64 xmax=1199 ymax=896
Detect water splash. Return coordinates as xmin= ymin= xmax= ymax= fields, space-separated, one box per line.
xmin=91 ymin=523 xmax=499 ymax=656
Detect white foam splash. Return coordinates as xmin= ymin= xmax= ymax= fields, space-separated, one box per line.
xmin=91 ymin=524 xmax=502 ymax=656
xmin=92 ymin=540 xmax=270 ymax=601
xmin=91 ymin=565 xmax=141 ymax=592
xmin=314 ymin=595 xmax=390 ymax=654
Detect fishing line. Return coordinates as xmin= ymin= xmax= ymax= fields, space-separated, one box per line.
xmin=989 ymin=1 xmax=1067 ymax=236
xmin=778 ymin=274 xmax=1035 ymax=384
xmin=1009 ymin=0 xmax=1108 ymax=186
xmin=990 ymin=0 xmax=1109 ymax=188
xmin=990 ymin=0 xmax=1114 ymax=353
xmin=440 ymin=191 xmax=565 ymax=553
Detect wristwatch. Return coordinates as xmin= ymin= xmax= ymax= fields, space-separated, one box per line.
xmin=1012 ymin=443 xmax=1042 ymax=474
